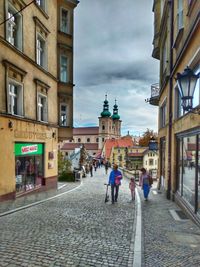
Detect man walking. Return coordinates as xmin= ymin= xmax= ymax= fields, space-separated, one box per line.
xmin=108 ymin=164 xmax=122 ymax=204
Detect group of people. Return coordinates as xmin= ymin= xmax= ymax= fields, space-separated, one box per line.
xmin=108 ymin=164 xmax=153 ymax=204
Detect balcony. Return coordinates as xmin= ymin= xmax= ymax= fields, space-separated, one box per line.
xmin=148 ymin=83 xmax=160 ymax=106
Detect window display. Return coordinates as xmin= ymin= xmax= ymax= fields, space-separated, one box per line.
xmin=15 ymin=143 xmax=44 ymax=194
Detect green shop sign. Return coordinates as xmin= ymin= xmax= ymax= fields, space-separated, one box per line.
xmin=15 ymin=143 xmax=43 ymax=156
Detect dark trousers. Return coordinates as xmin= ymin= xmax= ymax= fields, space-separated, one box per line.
xmin=111 ymin=184 xmax=119 ymax=203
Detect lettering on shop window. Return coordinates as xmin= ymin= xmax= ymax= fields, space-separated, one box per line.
xmin=14 ymin=130 xmax=52 ymax=140
xmin=22 ymin=145 xmax=38 ymax=154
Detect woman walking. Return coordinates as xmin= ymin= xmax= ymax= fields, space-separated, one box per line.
xmin=139 ymin=168 xmax=152 ymax=201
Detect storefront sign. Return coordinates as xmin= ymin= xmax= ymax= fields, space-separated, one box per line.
xmin=15 ymin=143 xmax=43 ymax=156
xmin=14 ymin=130 xmax=52 ymax=140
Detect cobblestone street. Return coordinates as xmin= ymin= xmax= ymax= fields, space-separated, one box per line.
xmin=0 ymin=168 xmax=135 ymax=267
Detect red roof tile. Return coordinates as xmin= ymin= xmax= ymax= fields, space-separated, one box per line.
xmin=73 ymin=127 xmax=99 ymax=135
xmin=104 ymin=137 xmax=134 ymax=159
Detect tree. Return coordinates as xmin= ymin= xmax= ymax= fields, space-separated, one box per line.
xmin=139 ymin=128 xmax=157 ymax=147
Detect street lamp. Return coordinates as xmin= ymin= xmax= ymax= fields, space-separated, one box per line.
xmin=176 ymin=67 xmax=200 ymax=114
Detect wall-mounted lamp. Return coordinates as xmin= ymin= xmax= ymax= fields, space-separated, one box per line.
xmin=176 ymin=67 xmax=200 ymax=114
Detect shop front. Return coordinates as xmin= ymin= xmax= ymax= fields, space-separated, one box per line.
xmin=176 ymin=129 xmax=200 ymax=222
xmin=15 ymin=143 xmax=44 ymax=195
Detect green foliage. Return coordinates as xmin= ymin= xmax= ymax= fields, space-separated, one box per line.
xmin=58 ymin=151 xmax=74 ymax=181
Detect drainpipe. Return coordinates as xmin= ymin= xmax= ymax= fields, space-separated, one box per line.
xmin=166 ymin=0 xmax=174 ymax=200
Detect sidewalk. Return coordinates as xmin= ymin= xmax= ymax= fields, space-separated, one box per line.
xmin=0 ymin=181 xmax=80 ymax=216
xmin=139 ymin=185 xmax=200 ymax=267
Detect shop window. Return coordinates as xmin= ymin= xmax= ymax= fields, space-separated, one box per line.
xmin=198 ymin=135 xmax=200 ymax=215
xmin=38 ymin=94 xmax=48 ymax=122
xmin=8 ymin=82 xmax=23 ymax=116
xmin=36 ymin=34 xmax=46 ymax=68
xmin=6 ymin=4 xmax=22 ymax=50
xmin=60 ymin=103 xmax=67 ymax=126
xmin=182 ymin=136 xmax=197 ymax=208
xmin=60 ymin=8 xmax=69 ymax=34
xmin=60 ymin=55 xmax=68 ymax=82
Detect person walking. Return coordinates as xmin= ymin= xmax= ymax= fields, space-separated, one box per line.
xmin=129 ymin=177 xmax=136 ymax=201
xmin=108 ymin=164 xmax=122 ymax=204
xmin=105 ymin=161 xmax=109 ymax=175
xmin=139 ymin=168 xmax=152 ymax=201
xmin=89 ymin=163 xmax=93 ymax=177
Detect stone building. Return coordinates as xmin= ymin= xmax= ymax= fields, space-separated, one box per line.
xmin=150 ymin=0 xmax=200 ymax=224
xmin=0 ymin=0 xmax=78 ymax=201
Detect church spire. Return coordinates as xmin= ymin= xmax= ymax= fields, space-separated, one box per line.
xmin=112 ymin=99 xmax=120 ymax=120
xmin=100 ymin=94 xmax=111 ymax=117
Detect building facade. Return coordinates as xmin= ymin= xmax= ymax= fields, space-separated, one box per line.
xmin=0 ymin=0 xmax=78 ymax=201
xmin=151 ymin=0 xmax=200 ymax=224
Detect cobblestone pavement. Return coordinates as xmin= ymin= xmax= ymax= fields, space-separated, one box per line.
xmin=0 ymin=182 xmax=80 ymax=215
xmin=0 ymin=168 xmax=135 ymax=267
xmin=140 ymin=185 xmax=200 ymax=267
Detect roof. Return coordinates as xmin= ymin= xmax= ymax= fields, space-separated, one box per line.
xmin=61 ymin=143 xmax=98 ymax=151
xmin=104 ymin=137 xmax=134 ymax=159
xmin=128 ymin=153 xmax=144 ymax=157
xmin=73 ymin=127 xmax=99 ymax=136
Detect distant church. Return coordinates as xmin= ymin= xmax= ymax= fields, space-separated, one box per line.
xmin=60 ymin=95 xmax=122 ymax=156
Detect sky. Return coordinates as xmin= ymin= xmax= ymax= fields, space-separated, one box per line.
xmin=73 ymin=0 xmax=159 ymax=136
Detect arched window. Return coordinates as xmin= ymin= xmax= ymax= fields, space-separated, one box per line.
xmin=102 ymin=125 xmax=105 ymax=130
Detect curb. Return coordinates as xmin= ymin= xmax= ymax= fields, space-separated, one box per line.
xmin=0 ymin=180 xmax=83 ymax=218
xmin=133 ymin=187 xmax=142 ymax=267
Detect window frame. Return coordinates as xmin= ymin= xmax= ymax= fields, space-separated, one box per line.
xmin=36 ymin=0 xmax=46 ymax=12
xmin=60 ymin=54 xmax=68 ymax=83
xmin=60 ymin=7 xmax=70 ymax=34
xmin=177 ymin=0 xmax=184 ymax=31
xmin=37 ymin=93 xmax=48 ymax=122
xmin=60 ymin=103 xmax=68 ymax=127
xmin=6 ymin=2 xmax=23 ymax=51
xmin=160 ymin=100 xmax=167 ymax=128
xmin=7 ymin=79 xmax=24 ymax=117
xmin=36 ymin=33 xmax=47 ymax=69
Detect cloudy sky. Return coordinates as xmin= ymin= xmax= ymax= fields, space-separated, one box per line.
xmin=74 ymin=0 xmax=159 ymax=136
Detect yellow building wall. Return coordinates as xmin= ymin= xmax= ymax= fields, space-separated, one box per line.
xmin=0 ymin=117 xmax=58 ymax=197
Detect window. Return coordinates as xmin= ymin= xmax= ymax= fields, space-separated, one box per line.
xmin=36 ymin=0 xmax=46 ymax=11
xmin=38 ymin=94 xmax=47 ymax=122
xmin=78 ymin=138 xmax=81 ymax=143
xmin=96 ymin=138 xmax=99 ymax=142
xmin=60 ymin=104 xmax=67 ymax=126
xmin=60 ymin=8 xmax=69 ymax=34
xmin=87 ymin=138 xmax=90 ymax=143
xmin=177 ymin=0 xmax=183 ymax=31
xmin=6 ymin=5 xmax=22 ymax=50
xmin=36 ymin=35 xmax=46 ymax=68
xmin=60 ymin=55 xmax=68 ymax=82
xmin=102 ymin=138 xmax=105 ymax=142
xmin=160 ymin=101 xmax=167 ymax=128
xmin=175 ymin=86 xmax=184 ymax=118
xmin=8 ymin=82 xmax=23 ymax=116
xmin=102 ymin=125 xmax=105 ymax=130
xmin=149 ymin=159 xmax=154 ymax=166
xmin=193 ymin=65 xmax=200 ymax=108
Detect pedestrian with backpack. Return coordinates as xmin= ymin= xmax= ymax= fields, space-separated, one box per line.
xmin=108 ymin=164 xmax=122 ymax=204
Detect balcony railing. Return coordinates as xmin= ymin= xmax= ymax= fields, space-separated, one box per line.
xmin=146 ymin=83 xmax=159 ymax=106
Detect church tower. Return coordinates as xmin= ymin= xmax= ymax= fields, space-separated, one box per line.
xmin=98 ymin=96 xmax=121 ymax=149
xmin=111 ymin=99 xmax=121 ymax=138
